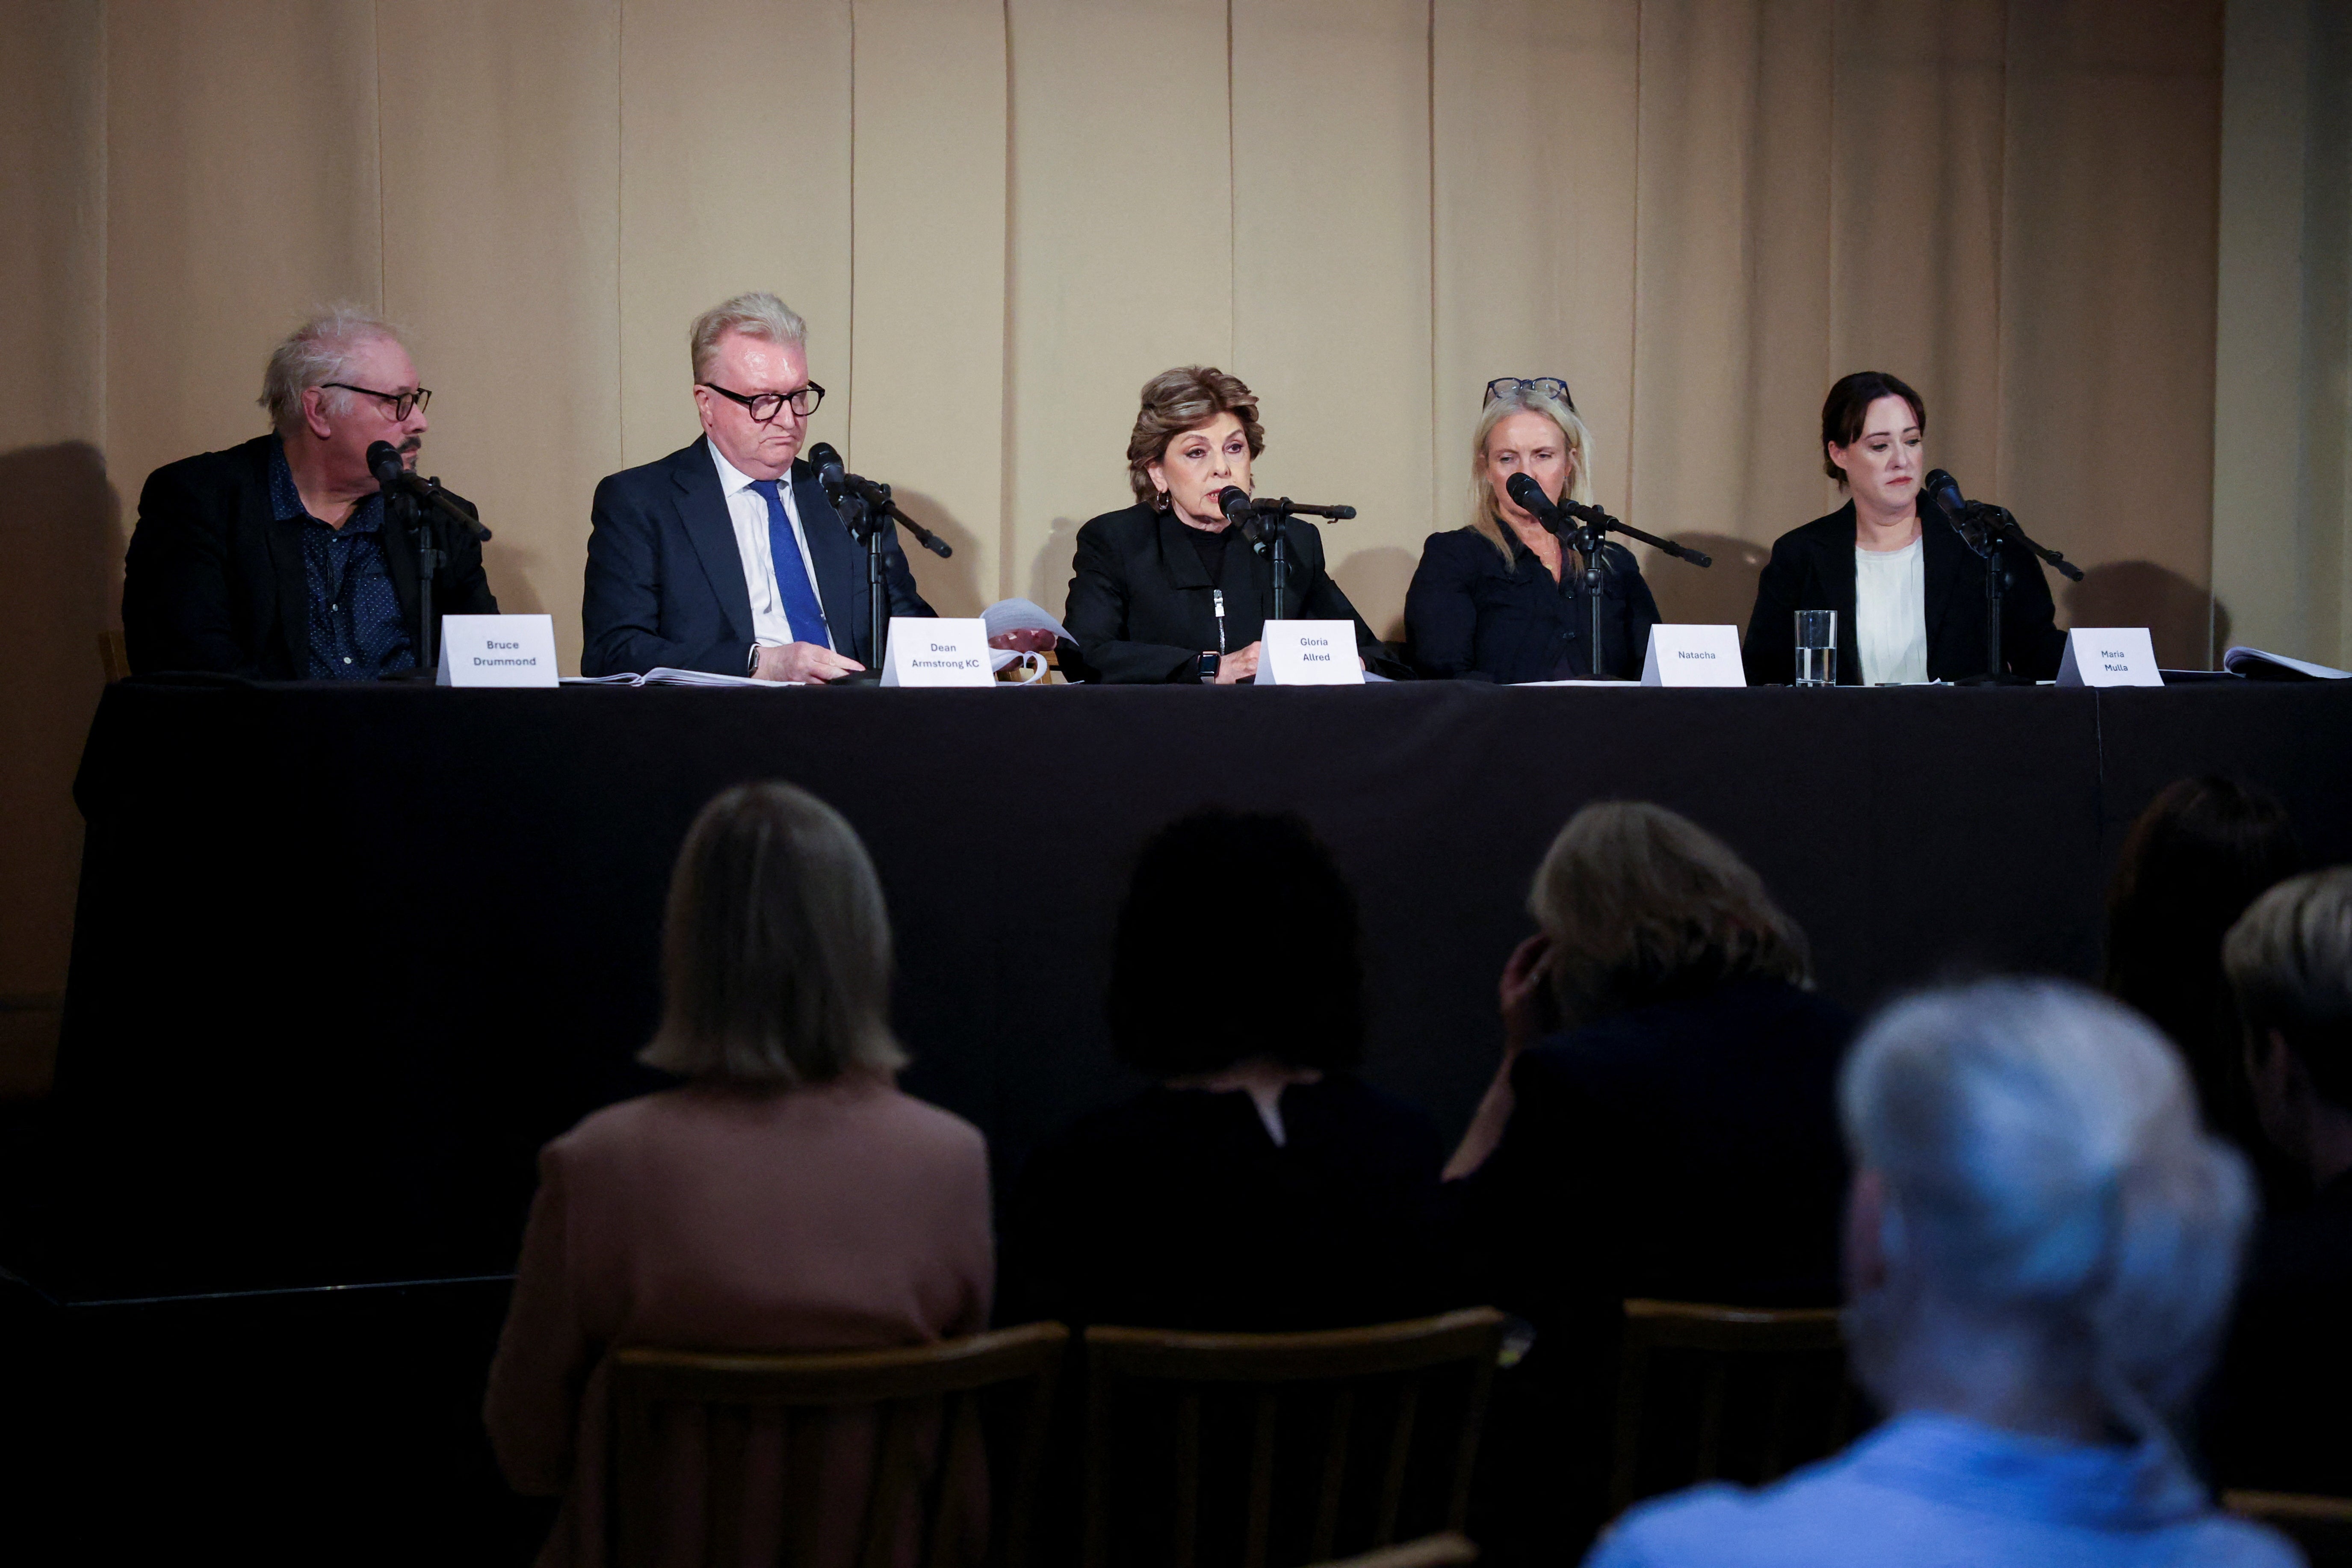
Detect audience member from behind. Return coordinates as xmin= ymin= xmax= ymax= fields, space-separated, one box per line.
xmin=121 ymin=305 xmax=496 ymax=678
xmin=2207 ymin=868 xmax=2352 ymax=1494
xmin=1592 ymin=980 xmax=2290 ymax=1568
xmin=1450 ymin=802 xmax=1856 ymax=1314
xmin=998 ymin=809 xmax=1446 ymax=1331
xmin=2104 ymin=777 xmax=2302 ymax=1192
xmin=484 ymin=782 xmax=992 ymax=1568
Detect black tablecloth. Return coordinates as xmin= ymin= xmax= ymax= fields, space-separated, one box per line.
xmin=27 ymin=677 xmax=2352 ymax=1299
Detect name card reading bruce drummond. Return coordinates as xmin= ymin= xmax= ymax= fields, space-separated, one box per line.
xmin=439 ymin=614 xmax=559 ymax=687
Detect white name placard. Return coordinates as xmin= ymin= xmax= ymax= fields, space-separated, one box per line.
xmin=438 ymin=614 xmax=559 ymax=687
xmin=1256 ymin=620 xmax=1363 ymax=685
xmin=881 ymin=617 xmax=993 ymax=687
xmin=1640 ymin=624 xmax=1746 ymax=687
xmin=2056 ymin=627 xmax=2161 ymax=688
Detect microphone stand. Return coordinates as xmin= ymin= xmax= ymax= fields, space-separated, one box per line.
xmin=1954 ymin=503 xmax=2080 ymax=683
xmin=1551 ymin=499 xmax=1712 ymax=680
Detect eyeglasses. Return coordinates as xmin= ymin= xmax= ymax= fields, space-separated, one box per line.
xmin=698 ymin=380 xmax=826 ymax=423
xmin=323 ymin=382 xmax=431 ymax=420
xmin=1484 ymin=377 xmax=1575 ymax=413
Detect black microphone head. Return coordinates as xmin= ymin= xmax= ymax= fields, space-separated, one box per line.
xmin=1330 ymin=505 xmax=1357 ymax=520
xmin=1217 ymin=486 xmax=1253 ymax=526
xmin=1504 ymin=472 xmax=1553 ymax=515
xmin=366 ymin=441 xmax=406 ymax=484
xmin=1919 ymin=468 xmax=1966 ymax=521
xmin=805 ymin=441 xmax=848 ymax=487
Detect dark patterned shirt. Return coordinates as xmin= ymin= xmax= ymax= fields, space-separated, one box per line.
xmin=268 ymin=438 xmax=415 ymax=680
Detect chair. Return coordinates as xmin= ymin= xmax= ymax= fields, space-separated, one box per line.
xmin=1608 ymin=1299 xmax=1855 ymax=1515
xmin=1081 ymin=1307 xmax=1507 ymax=1568
xmin=99 ymin=629 xmax=130 ymax=683
xmin=609 ymin=1321 xmax=1068 ymax=1568
xmin=2225 ymin=1491 xmax=2352 ymax=1567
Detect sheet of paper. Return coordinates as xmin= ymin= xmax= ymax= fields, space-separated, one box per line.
xmin=982 ymin=597 xmax=1075 ymax=645
xmin=2223 ymin=645 xmax=2352 ymax=681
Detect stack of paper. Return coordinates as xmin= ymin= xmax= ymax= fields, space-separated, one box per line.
xmin=2222 ymin=647 xmax=2352 ymax=682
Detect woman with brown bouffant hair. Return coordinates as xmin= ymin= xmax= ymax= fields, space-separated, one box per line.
xmin=1740 ymin=370 xmax=2064 ymax=685
xmin=1061 ymin=365 xmax=1402 ymax=683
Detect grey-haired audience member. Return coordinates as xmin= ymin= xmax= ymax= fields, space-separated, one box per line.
xmin=1587 ymin=978 xmax=2298 ymax=1568
xmin=2206 ymin=866 xmax=2352 ymax=1494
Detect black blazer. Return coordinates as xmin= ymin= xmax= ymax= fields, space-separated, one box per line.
xmin=1742 ymin=501 xmax=2065 ymax=685
xmin=1062 ymin=503 xmax=1406 ymax=683
xmin=581 ymin=437 xmax=931 ymax=677
xmin=121 ymin=434 xmax=497 ymax=679
xmin=997 ymin=1075 xmax=1450 ymax=1332
xmin=1458 ymin=977 xmax=1857 ymax=1333
xmin=1404 ymin=526 xmax=1661 ymax=682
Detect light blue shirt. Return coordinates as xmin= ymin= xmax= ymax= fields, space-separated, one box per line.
xmin=1585 ymin=1413 xmax=2301 ymax=1568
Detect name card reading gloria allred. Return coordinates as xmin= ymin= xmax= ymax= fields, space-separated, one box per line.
xmin=438 ymin=614 xmax=559 ymax=687
xmin=1256 ymin=620 xmax=1363 ymax=685
xmin=2057 ymin=627 xmax=2161 ymax=687
xmin=880 ymin=617 xmax=993 ymax=687
xmin=1640 ymin=624 xmax=1746 ymax=686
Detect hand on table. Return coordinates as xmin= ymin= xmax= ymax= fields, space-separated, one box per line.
xmin=1212 ymin=642 xmax=1263 ymax=685
xmin=753 ymin=641 xmax=865 ymax=685
xmin=988 ymin=628 xmax=1057 ymax=653
xmin=1498 ymin=933 xmax=1554 ymax=1058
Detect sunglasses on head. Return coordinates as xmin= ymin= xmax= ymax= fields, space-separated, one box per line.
xmin=1484 ymin=376 xmax=1575 ymax=413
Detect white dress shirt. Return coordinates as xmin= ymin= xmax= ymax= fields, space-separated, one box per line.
xmin=707 ymin=441 xmax=834 ymax=653
xmin=1854 ymin=534 xmax=1929 ymax=685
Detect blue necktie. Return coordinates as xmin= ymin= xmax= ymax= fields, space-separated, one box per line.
xmin=749 ymin=477 xmax=832 ymax=648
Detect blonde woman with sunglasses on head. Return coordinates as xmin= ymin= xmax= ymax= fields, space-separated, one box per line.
xmin=1403 ymin=377 xmax=1660 ymax=682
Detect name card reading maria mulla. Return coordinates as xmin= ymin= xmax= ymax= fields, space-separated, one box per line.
xmin=1640 ymin=624 xmax=1746 ymax=686
xmin=438 ymin=614 xmax=559 ymax=687
xmin=2057 ymin=627 xmax=2161 ymax=687
xmin=881 ymin=617 xmax=993 ymax=687
xmin=1257 ymin=620 xmax=1364 ymax=685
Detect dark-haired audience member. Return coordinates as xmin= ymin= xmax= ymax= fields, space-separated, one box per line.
xmin=1591 ymin=980 xmax=2291 ymax=1568
xmin=2206 ymin=867 xmax=2352 ymax=1495
xmin=998 ymin=809 xmax=1446 ymax=1332
xmin=1447 ymin=802 xmax=1855 ymax=1560
xmin=2103 ymin=776 xmax=2302 ymax=1197
xmin=484 ymin=783 xmax=992 ymax=1568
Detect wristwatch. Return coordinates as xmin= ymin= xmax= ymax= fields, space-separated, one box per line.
xmin=747 ymin=643 xmax=760 ymax=676
xmin=1196 ymin=650 xmax=1220 ymax=681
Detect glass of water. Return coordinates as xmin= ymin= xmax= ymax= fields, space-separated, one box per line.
xmin=1794 ymin=610 xmax=1837 ymax=687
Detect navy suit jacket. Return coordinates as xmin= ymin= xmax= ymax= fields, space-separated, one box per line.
xmin=581 ymin=437 xmax=932 ymax=677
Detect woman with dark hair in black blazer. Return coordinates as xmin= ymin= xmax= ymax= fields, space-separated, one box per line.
xmin=1404 ymin=377 xmax=1660 ymax=682
xmin=1742 ymin=371 xmax=2065 ymax=685
xmin=1061 ymin=366 xmax=1404 ymax=683
xmin=997 ymin=808 xmax=1447 ymax=1332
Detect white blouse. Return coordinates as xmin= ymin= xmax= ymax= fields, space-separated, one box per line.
xmin=1853 ymin=535 xmax=1929 ymax=685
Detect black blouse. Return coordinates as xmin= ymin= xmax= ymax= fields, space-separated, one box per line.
xmin=1403 ymin=526 xmax=1662 ymax=682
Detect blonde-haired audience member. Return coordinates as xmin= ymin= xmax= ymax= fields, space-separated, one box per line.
xmin=484 ymin=782 xmax=992 ymax=1568
xmin=1590 ymin=979 xmax=2292 ymax=1568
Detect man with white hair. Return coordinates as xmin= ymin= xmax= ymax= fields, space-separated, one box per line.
xmin=121 ymin=305 xmax=496 ymax=678
xmin=1588 ymin=978 xmax=2297 ymax=1568
xmin=580 ymin=292 xmax=932 ymax=682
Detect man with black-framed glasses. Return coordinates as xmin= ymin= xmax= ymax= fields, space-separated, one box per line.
xmin=121 ymin=305 xmax=497 ymax=678
xmin=582 ymin=291 xmax=933 ymax=682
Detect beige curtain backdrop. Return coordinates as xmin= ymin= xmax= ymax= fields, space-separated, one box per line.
xmin=6 ymin=0 xmax=2340 ymax=1094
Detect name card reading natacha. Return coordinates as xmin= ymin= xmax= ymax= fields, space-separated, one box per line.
xmin=438 ymin=614 xmax=558 ymax=687
xmin=880 ymin=617 xmax=993 ymax=687
xmin=1256 ymin=620 xmax=1363 ymax=685
xmin=2056 ymin=627 xmax=2161 ymax=688
xmin=1640 ymin=624 xmax=1746 ymax=687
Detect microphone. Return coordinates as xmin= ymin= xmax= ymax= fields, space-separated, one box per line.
xmin=803 ymin=441 xmax=952 ymax=558
xmin=1921 ymin=467 xmax=1992 ymax=555
xmin=1505 ymin=471 xmax=1568 ymax=530
xmin=1217 ymin=486 xmax=1254 ymax=527
xmin=366 ymin=440 xmax=491 ymax=540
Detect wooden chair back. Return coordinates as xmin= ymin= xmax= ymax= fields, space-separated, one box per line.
xmin=610 ymin=1321 xmax=1068 ymax=1568
xmin=1080 ymin=1308 xmax=1505 ymax=1568
xmin=99 ymin=629 xmax=130 ymax=683
xmin=2225 ymin=1491 xmax=2352 ymax=1567
xmin=1609 ymin=1298 xmax=1854 ymax=1515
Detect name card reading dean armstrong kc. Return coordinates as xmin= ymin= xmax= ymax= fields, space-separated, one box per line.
xmin=1640 ymin=624 xmax=1746 ymax=687
xmin=880 ymin=617 xmax=994 ymax=687
xmin=437 ymin=614 xmax=559 ymax=688
xmin=1256 ymin=620 xmax=1364 ymax=685
xmin=2056 ymin=627 xmax=2161 ymax=688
